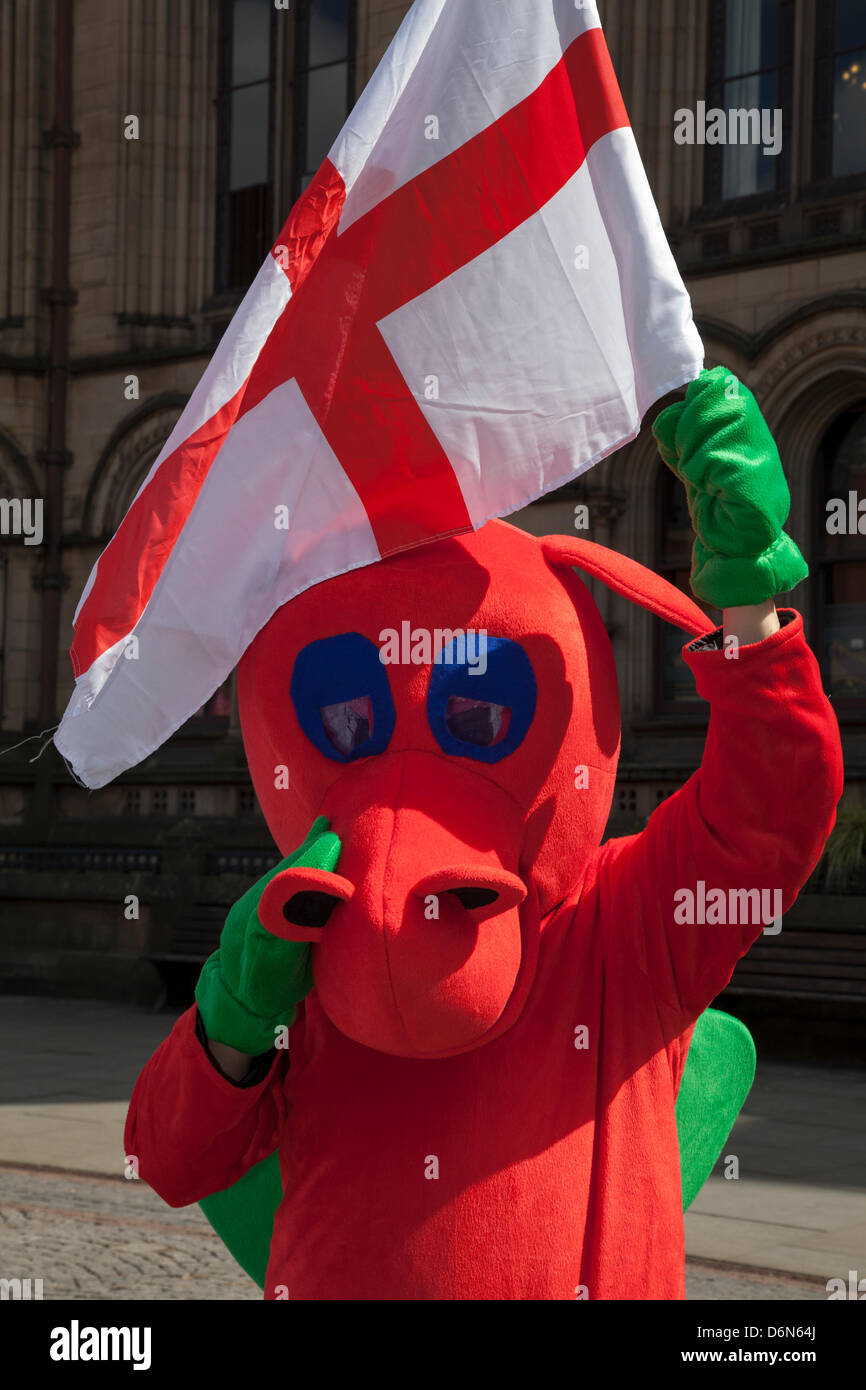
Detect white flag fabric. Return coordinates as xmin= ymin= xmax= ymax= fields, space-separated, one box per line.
xmin=56 ymin=0 xmax=703 ymax=789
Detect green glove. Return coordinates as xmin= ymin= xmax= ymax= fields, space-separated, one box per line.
xmin=652 ymin=365 xmax=807 ymax=607
xmin=195 ymin=816 xmax=341 ymax=1056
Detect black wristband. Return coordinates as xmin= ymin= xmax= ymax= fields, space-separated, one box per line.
xmin=194 ymin=1007 xmax=279 ymax=1088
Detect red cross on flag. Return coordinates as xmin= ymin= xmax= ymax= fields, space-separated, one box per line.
xmin=56 ymin=0 xmax=703 ymax=789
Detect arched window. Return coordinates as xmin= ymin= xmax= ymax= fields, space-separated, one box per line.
xmin=705 ymin=0 xmax=793 ymax=204
xmin=813 ymin=0 xmax=866 ymax=182
xmin=293 ymin=0 xmax=356 ymax=199
xmin=84 ymin=399 xmax=187 ymax=544
xmin=814 ymin=407 xmax=866 ymax=709
xmin=0 ymin=435 xmax=40 ymax=731
xmin=656 ymin=467 xmax=720 ymax=708
xmin=216 ymin=0 xmax=277 ymax=294
xmin=216 ymin=0 xmax=356 ymax=293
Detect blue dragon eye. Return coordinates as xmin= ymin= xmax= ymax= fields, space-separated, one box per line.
xmin=428 ymin=636 xmax=536 ymax=762
xmin=290 ymin=634 xmax=395 ymax=763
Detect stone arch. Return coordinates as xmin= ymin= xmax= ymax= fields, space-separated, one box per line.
xmin=0 ymin=425 xmax=39 ymax=499
xmin=696 ymin=291 xmax=866 ymax=369
xmin=0 ymin=426 xmax=42 ymax=733
xmin=749 ymin=310 xmax=866 ymax=565
xmin=82 ymin=394 xmax=188 ymax=541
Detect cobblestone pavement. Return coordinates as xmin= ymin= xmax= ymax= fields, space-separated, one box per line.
xmin=0 ymin=1163 xmax=831 ymax=1301
xmin=685 ymin=1260 xmax=826 ymax=1301
xmin=0 ymin=1164 xmax=259 ymax=1301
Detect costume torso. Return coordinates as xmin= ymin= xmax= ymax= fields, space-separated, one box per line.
xmin=268 ymin=874 xmax=689 ymax=1301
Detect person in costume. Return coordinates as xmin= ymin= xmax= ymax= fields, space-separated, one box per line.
xmin=125 ymin=368 xmax=843 ymax=1300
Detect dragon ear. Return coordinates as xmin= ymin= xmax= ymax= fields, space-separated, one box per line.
xmin=541 ymin=534 xmax=713 ymax=637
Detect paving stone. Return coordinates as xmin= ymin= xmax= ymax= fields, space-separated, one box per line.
xmin=0 ymin=1166 xmax=258 ymax=1301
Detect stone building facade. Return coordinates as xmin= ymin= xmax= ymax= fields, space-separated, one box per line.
xmin=1 ymin=1 xmax=864 ymax=1042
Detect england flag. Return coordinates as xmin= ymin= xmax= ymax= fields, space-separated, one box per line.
xmin=56 ymin=0 xmax=703 ymax=789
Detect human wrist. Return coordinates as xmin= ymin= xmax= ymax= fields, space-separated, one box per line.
xmin=723 ymin=599 xmax=780 ymax=647
xmin=206 ymin=1037 xmax=254 ymax=1083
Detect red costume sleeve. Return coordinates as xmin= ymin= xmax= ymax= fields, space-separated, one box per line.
xmin=598 ymin=611 xmax=844 ymax=1030
xmin=124 ymin=1006 xmax=287 ymax=1207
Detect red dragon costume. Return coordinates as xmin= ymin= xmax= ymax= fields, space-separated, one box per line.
xmin=125 ymin=371 xmax=843 ymax=1298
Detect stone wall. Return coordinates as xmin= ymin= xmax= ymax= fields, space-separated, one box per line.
xmin=0 ymin=0 xmax=862 ymax=1008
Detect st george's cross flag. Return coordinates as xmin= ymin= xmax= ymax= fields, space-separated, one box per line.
xmin=55 ymin=0 xmax=704 ymax=789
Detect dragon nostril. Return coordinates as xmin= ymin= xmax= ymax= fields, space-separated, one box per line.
xmin=448 ymin=887 xmax=500 ymax=911
xmin=282 ymin=891 xmax=343 ymax=930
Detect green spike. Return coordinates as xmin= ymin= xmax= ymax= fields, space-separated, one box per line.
xmin=199 ymin=1149 xmax=282 ymax=1291
xmin=677 ymin=1007 xmax=756 ymax=1211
